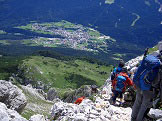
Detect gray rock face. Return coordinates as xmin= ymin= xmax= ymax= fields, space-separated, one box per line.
xmin=157 ymin=118 xmax=162 ymax=121
xmin=64 ymin=85 xmax=92 ymax=103
xmin=37 ymin=89 xmax=47 ymax=99
xmin=0 ymin=102 xmax=28 ymax=121
xmin=50 ymin=63 xmax=162 ymax=121
xmin=0 ymin=80 xmax=27 ymax=113
xmin=50 ymin=78 xmax=132 ymax=121
xmin=148 ymin=108 xmax=162 ymax=119
xmin=50 ymin=97 xmax=132 ymax=121
xmin=21 ymin=84 xmax=46 ymax=100
xmin=124 ymin=92 xmax=133 ymax=101
xmin=47 ymin=88 xmax=58 ymax=101
xmin=29 ymin=114 xmax=47 ymax=121
xmin=125 ymin=56 xmax=143 ymax=71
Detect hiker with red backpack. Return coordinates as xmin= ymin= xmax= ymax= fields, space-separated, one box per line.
xmin=111 ymin=60 xmax=125 ymax=96
xmin=112 ymin=68 xmax=134 ymax=106
xmin=131 ymin=41 xmax=162 ymax=121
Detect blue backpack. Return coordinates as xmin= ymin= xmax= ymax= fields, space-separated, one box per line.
xmin=133 ymin=54 xmax=161 ymax=91
xmin=111 ymin=67 xmax=122 ymax=80
xmin=115 ymin=75 xmax=126 ymax=92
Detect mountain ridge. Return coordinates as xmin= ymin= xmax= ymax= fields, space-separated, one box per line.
xmin=0 ymin=0 xmax=161 ymax=46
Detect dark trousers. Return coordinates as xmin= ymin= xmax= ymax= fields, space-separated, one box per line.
xmin=112 ymin=90 xmax=123 ymax=103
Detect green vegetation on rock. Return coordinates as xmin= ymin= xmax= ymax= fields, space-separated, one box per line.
xmin=0 ymin=56 xmax=24 ymax=80
xmin=148 ymin=46 xmax=158 ymax=54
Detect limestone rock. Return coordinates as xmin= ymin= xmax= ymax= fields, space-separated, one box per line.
xmin=157 ymin=118 xmax=162 ymax=121
xmin=0 ymin=80 xmax=27 ymax=113
xmin=125 ymin=55 xmax=143 ymax=71
xmin=74 ymin=113 xmax=87 ymax=121
xmin=64 ymin=85 xmax=92 ymax=103
xmin=50 ymin=68 xmax=134 ymax=121
xmin=37 ymin=89 xmax=47 ymax=99
xmin=50 ymin=96 xmax=132 ymax=121
xmin=148 ymin=108 xmax=162 ymax=119
xmin=47 ymin=88 xmax=58 ymax=101
xmin=29 ymin=114 xmax=46 ymax=121
xmin=0 ymin=102 xmax=28 ymax=121
xmin=21 ymin=84 xmax=46 ymax=100
xmin=124 ymin=91 xmax=135 ymax=102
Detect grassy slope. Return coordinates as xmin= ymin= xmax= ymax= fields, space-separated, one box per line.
xmin=0 ymin=56 xmax=24 ymax=80
xmin=0 ymin=55 xmax=113 ymax=119
xmin=19 ymin=56 xmax=112 ymax=89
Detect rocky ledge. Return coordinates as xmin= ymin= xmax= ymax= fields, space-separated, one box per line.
xmin=50 ymin=78 xmax=132 ymax=121
xmin=51 ymin=98 xmax=132 ymax=121
xmin=0 ymin=102 xmax=48 ymax=121
xmin=0 ymin=80 xmax=27 ymax=113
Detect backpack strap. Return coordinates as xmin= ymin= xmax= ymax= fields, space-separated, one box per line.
xmin=152 ymin=68 xmax=161 ymax=88
xmin=152 ymin=65 xmax=162 ymax=101
xmin=159 ymin=67 xmax=162 ymax=101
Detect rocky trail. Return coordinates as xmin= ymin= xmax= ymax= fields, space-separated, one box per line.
xmin=0 ymin=55 xmax=162 ymax=121
xmin=50 ymin=78 xmax=132 ymax=121
xmin=49 ymin=54 xmax=162 ymax=121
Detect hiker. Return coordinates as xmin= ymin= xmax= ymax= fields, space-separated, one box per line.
xmin=111 ymin=60 xmax=125 ymax=96
xmin=131 ymin=41 xmax=162 ymax=121
xmin=112 ymin=68 xmax=134 ymax=106
xmin=111 ymin=60 xmax=125 ymax=81
xmin=74 ymin=96 xmax=85 ymax=105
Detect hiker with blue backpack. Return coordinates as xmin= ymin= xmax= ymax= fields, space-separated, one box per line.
xmin=111 ymin=60 xmax=125 ymax=81
xmin=111 ymin=60 xmax=125 ymax=96
xmin=112 ymin=67 xmax=134 ymax=106
xmin=131 ymin=41 xmax=162 ymax=121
